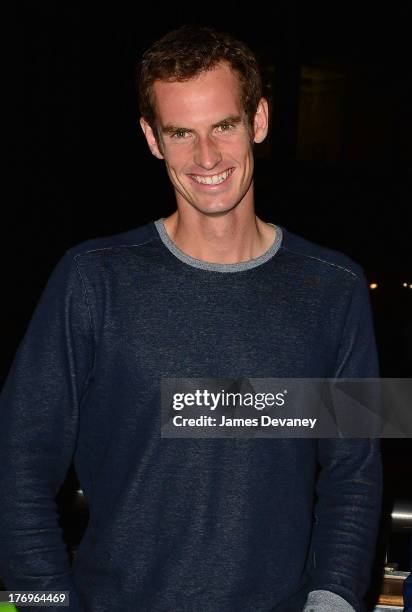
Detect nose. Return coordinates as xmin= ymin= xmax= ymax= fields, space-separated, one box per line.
xmin=193 ymin=135 xmax=222 ymax=170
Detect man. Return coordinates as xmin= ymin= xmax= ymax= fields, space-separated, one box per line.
xmin=0 ymin=25 xmax=382 ymax=612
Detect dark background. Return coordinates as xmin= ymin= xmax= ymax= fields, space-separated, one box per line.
xmin=4 ymin=0 xmax=412 ymax=601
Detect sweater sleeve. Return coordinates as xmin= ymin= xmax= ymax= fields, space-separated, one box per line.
xmin=304 ymin=267 xmax=383 ymax=612
xmin=303 ymin=589 xmax=356 ymax=611
xmin=0 ymin=249 xmax=94 ymax=611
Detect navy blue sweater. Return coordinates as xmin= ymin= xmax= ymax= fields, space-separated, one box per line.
xmin=0 ymin=219 xmax=382 ymax=611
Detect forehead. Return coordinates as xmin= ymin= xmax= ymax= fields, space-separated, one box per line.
xmin=152 ymin=63 xmax=244 ymax=127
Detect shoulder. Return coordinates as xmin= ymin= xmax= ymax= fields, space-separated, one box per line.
xmin=278 ymin=225 xmax=365 ymax=281
xmin=63 ymin=221 xmax=159 ymax=263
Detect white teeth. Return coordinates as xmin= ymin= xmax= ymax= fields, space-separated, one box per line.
xmin=191 ymin=169 xmax=233 ymax=185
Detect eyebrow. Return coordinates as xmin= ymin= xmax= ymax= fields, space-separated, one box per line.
xmin=161 ymin=115 xmax=243 ymax=135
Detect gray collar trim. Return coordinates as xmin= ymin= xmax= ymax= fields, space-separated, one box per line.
xmin=153 ymin=218 xmax=283 ymax=273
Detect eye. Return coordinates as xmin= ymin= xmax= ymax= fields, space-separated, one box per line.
xmin=171 ymin=130 xmax=190 ymax=139
xmin=215 ymin=122 xmax=234 ymax=134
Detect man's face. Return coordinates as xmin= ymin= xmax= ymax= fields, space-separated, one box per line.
xmin=140 ymin=62 xmax=268 ymax=216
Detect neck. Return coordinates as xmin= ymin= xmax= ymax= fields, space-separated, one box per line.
xmin=162 ymin=201 xmax=276 ymax=265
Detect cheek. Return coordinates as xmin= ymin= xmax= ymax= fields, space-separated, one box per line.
xmin=163 ymin=144 xmax=192 ymax=168
xmin=227 ymin=137 xmax=253 ymax=161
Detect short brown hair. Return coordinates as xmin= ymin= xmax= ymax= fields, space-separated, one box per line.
xmin=137 ymin=25 xmax=263 ymax=138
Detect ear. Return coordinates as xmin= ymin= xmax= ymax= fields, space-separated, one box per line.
xmin=139 ymin=117 xmax=164 ymax=159
xmin=253 ymin=98 xmax=269 ymax=144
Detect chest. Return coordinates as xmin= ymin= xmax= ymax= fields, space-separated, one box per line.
xmin=93 ymin=269 xmax=340 ymax=380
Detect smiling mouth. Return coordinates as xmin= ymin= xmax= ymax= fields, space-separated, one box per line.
xmin=189 ymin=168 xmax=235 ymax=185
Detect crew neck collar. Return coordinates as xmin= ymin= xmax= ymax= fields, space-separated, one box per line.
xmin=153 ymin=218 xmax=283 ymax=273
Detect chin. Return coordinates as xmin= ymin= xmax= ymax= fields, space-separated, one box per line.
xmin=194 ymin=206 xmax=238 ymax=217
xmin=189 ymin=198 xmax=241 ymax=216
